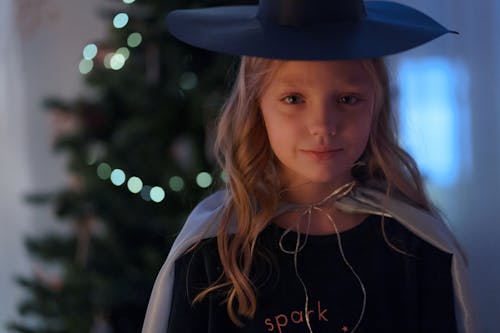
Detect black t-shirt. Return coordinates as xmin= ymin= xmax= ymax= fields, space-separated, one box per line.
xmin=167 ymin=215 xmax=457 ymax=333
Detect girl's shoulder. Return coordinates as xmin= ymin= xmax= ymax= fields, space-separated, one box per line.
xmin=381 ymin=215 xmax=454 ymax=261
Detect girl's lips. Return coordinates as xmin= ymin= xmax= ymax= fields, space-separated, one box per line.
xmin=300 ymin=148 xmax=343 ymax=161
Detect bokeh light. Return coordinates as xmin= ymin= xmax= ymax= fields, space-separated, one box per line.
xmin=97 ymin=163 xmax=112 ymax=180
xmin=83 ymin=44 xmax=98 ymax=60
xmin=111 ymin=169 xmax=126 ymax=186
xmin=103 ymin=53 xmax=113 ymax=69
xmin=127 ymin=32 xmax=142 ymax=48
xmin=168 ymin=176 xmax=185 ymax=192
xmin=220 ymin=171 xmax=229 ymax=183
xmin=140 ymin=185 xmax=152 ymax=201
xmin=96 ymin=163 xmax=216 ymax=202
xmin=86 ymin=144 xmax=105 ymax=166
xmin=179 ymin=72 xmax=198 ymax=90
xmin=86 ymin=154 xmax=97 ymax=166
xmin=150 ymin=186 xmax=165 ymax=203
xmin=196 ymin=172 xmax=213 ymax=188
xmin=113 ymin=13 xmax=129 ymax=29
xmin=123 ymin=0 xmax=135 ymax=3
xmin=127 ymin=176 xmax=143 ymax=193
xmin=110 ymin=53 xmax=126 ymax=70
xmin=79 ymin=59 xmax=93 ymax=74
xmin=116 ymin=47 xmax=130 ymax=61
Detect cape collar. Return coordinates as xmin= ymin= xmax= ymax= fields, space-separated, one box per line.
xmin=142 ymin=186 xmax=476 ymax=333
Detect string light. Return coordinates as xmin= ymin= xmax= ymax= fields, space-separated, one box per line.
xmin=110 ymin=169 xmax=126 ymax=186
xmin=168 ymin=176 xmax=185 ymax=192
xmin=150 ymin=187 xmax=165 ymax=203
xmin=82 ymin=7 xmax=218 ymax=204
xmin=110 ymin=53 xmax=126 ymax=70
xmin=103 ymin=53 xmax=113 ymax=69
xmin=94 ymin=162 xmax=218 ymax=203
xmin=127 ymin=32 xmax=142 ymax=48
xmin=196 ymin=172 xmax=213 ymax=188
xmin=83 ymin=44 xmax=98 ymax=60
xmin=78 ymin=9 xmax=137 ymax=72
xmin=116 ymin=47 xmax=130 ymax=61
xmin=127 ymin=176 xmax=143 ymax=193
xmin=220 ymin=171 xmax=229 ymax=183
xmin=179 ymin=72 xmax=198 ymax=90
xmin=97 ymin=163 xmax=112 ymax=180
xmin=79 ymin=59 xmax=93 ymax=74
xmin=113 ymin=13 xmax=129 ymax=29
xmin=140 ymin=185 xmax=152 ymax=201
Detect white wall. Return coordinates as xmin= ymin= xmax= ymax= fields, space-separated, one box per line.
xmin=0 ymin=0 xmax=34 ymax=329
xmin=1 ymin=0 xmax=106 ymax=330
xmin=392 ymin=1 xmax=500 ymax=332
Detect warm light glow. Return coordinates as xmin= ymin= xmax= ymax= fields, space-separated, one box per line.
xmin=150 ymin=187 xmax=165 ymax=203
xmin=97 ymin=163 xmax=112 ymax=180
xmin=113 ymin=13 xmax=129 ymax=29
xmin=196 ymin=172 xmax=212 ymax=188
xmin=127 ymin=176 xmax=143 ymax=193
xmin=111 ymin=169 xmax=126 ymax=186
xmin=168 ymin=176 xmax=185 ymax=192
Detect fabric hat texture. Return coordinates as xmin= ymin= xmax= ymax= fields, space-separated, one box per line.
xmin=166 ymin=0 xmax=457 ymax=60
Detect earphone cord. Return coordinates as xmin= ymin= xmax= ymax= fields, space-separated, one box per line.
xmin=278 ymin=181 xmax=366 ymax=333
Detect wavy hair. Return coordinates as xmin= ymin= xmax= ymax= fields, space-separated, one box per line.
xmin=193 ymin=56 xmax=432 ymax=325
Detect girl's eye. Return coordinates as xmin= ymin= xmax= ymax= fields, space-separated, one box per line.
xmin=282 ymin=95 xmax=304 ymax=105
xmin=337 ymin=95 xmax=359 ymax=105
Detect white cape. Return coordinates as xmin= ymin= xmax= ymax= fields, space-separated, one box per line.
xmin=142 ymin=186 xmax=477 ymax=333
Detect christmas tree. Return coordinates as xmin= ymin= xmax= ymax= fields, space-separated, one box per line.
xmin=8 ymin=0 xmax=250 ymax=332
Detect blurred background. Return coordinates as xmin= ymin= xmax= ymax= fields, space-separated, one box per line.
xmin=1 ymin=0 xmax=498 ymax=332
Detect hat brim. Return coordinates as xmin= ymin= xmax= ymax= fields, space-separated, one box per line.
xmin=166 ymin=1 xmax=456 ymax=60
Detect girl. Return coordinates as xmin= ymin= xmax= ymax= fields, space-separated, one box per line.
xmin=143 ymin=1 xmax=476 ymax=332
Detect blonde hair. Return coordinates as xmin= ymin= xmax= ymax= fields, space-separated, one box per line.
xmin=194 ymin=56 xmax=431 ymax=325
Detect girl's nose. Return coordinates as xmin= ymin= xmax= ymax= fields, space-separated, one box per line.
xmin=308 ymin=101 xmax=337 ymax=137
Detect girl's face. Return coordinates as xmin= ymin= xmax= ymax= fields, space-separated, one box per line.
xmin=259 ymin=60 xmax=375 ymax=190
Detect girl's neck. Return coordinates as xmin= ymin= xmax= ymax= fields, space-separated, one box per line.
xmin=279 ymin=179 xmax=352 ymax=204
xmin=273 ymin=207 xmax=369 ymax=236
xmin=275 ymin=180 xmax=368 ymax=235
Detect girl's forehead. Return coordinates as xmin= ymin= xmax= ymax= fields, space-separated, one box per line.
xmin=268 ymin=60 xmax=373 ymax=87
